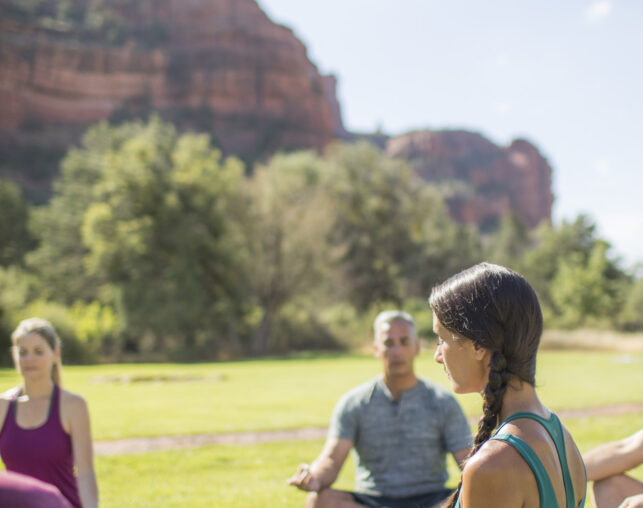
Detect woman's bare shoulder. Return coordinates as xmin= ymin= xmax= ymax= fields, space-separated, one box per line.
xmin=462 ymin=441 xmax=528 ymax=505
xmin=59 ymin=388 xmax=88 ymax=409
xmin=467 ymin=438 xmax=533 ymax=473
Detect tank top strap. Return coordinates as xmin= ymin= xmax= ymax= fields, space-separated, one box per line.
xmin=7 ymin=387 xmax=22 ymax=421
xmin=491 ymin=433 xmax=559 ymax=507
xmin=12 ymin=385 xmax=59 ymax=428
xmin=9 ymin=387 xmax=19 ymax=407
xmin=1 ymin=389 xmax=19 ymax=434
xmin=495 ymin=411 xmax=576 ymax=508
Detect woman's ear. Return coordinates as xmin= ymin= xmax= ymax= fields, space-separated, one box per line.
xmin=473 ymin=343 xmax=490 ymax=362
xmin=373 ymin=340 xmax=382 ymax=359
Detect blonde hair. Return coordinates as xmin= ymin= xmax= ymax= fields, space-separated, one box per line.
xmin=11 ymin=317 xmax=63 ymax=386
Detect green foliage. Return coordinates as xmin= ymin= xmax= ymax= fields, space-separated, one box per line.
xmin=3 ymin=0 xmax=170 ymax=47
xmin=26 ymin=117 xmax=251 ymax=358
xmin=322 ymin=142 xmax=481 ymax=311
xmin=0 ymin=306 xmax=11 ymax=366
xmin=0 ymin=266 xmax=40 ymax=365
xmin=521 ymin=217 xmax=596 ymax=303
xmin=321 ymin=297 xmax=435 ymax=349
xmin=619 ymin=276 xmax=643 ymax=330
xmin=0 ymin=178 xmax=34 ymax=266
xmin=242 ymin=151 xmax=335 ymax=354
xmin=27 ymin=120 xmax=149 ymax=303
xmin=79 ymin=118 xmax=249 ymax=356
xmin=485 ymin=212 xmax=530 ymax=269
xmin=521 ymin=215 xmax=629 ymax=329
xmin=550 ymin=241 xmax=625 ymax=328
xmin=3 ymin=117 xmax=641 ymax=362
xmin=70 ymin=301 xmax=122 ymax=359
xmin=6 ymin=298 xmax=93 ymax=363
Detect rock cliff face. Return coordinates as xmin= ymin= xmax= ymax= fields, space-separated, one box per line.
xmin=386 ymin=130 xmax=553 ymax=229
xmin=0 ymin=0 xmax=338 ymax=196
xmin=0 ymin=0 xmax=553 ymax=228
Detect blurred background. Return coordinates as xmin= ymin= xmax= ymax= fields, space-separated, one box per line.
xmin=1 ymin=0 xmax=642 ymax=363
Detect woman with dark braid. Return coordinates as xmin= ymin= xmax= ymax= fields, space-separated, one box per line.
xmin=429 ymin=263 xmax=586 ymax=508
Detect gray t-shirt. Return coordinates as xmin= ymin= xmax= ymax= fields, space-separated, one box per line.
xmin=327 ymin=376 xmax=472 ymax=497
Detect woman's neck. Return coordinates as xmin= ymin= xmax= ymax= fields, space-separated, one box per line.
xmin=21 ymin=378 xmax=54 ymax=399
xmin=498 ymin=377 xmax=549 ymax=422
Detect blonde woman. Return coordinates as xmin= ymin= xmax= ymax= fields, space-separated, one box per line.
xmin=0 ymin=318 xmax=98 ymax=508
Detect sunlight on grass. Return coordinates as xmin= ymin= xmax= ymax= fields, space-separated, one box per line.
xmin=1 ymin=352 xmax=641 ymax=507
xmin=1 ymin=351 xmax=641 ymax=440
xmin=92 ymin=414 xmax=642 ymax=508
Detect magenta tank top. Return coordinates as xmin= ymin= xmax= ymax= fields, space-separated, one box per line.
xmin=0 ymin=385 xmax=82 ymax=508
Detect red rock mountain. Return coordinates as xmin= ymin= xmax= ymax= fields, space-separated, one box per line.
xmin=0 ymin=0 xmax=552 ymax=228
xmin=0 ymin=0 xmax=339 ymax=195
xmin=387 ymin=130 xmax=553 ymax=230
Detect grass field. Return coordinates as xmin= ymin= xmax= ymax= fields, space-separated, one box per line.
xmin=93 ymin=414 xmax=643 ymax=508
xmin=1 ymin=350 xmax=641 ymax=440
xmin=1 ymin=349 xmax=642 ymax=507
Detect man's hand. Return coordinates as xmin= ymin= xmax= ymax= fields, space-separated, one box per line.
xmin=287 ymin=463 xmax=322 ymax=492
xmin=619 ymin=494 xmax=643 ymax=508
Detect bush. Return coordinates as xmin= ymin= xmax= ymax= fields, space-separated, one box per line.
xmin=270 ymin=304 xmax=341 ymax=353
xmin=321 ymin=299 xmax=434 ymax=351
xmin=619 ymin=277 xmax=643 ymax=331
xmin=11 ymin=300 xmax=94 ymax=364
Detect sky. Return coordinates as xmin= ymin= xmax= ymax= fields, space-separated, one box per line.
xmin=258 ymin=0 xmax=643 ymax=268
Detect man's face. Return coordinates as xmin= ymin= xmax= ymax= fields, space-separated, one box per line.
xmin=374 ymin=319 xmax=418 ymax=378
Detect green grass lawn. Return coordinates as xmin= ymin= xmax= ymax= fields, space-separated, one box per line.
xmin=1 ymin=351 xmax=642 ymax=507
xmin=92 ymin=414 xmax=643 ymax=508
xmin=1 ymin=350 xmax=641 ymax=440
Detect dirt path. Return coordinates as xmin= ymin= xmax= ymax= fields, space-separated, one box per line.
xmin=94 ymin=402 xmax=643 ymax=456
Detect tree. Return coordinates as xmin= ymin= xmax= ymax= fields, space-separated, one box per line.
xmin=521 ymin=215 xmax=600 ymax=311
xmin=0 ymin=178 xmax=34 ymax=266
xmin=520 ymin=215 xmax=629 ymax=328
xmin=242 ymin=151 xmax=335 ymax=354
xmin=322 ymin=142 xmax=481 ymax=310
xmin=485 ymin=212 xmax=530 ymax=270
xmin=80 ymin=118 xmax=249 ymax=356
xmin=27 ymin=119 xmax=153 ymax=303
xmin=549 ymin=240 xmax=624 ymax=327
xmin=619 ymin=275 xmax=643 ymax=330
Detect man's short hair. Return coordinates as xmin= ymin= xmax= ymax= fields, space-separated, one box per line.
xmin=373 ymin=310 xmax=417 ymax=341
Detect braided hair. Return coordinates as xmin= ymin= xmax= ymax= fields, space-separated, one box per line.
xmin=429 ymin=263 xmax=543 ymax=508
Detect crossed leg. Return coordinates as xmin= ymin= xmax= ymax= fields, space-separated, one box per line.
xmin=305 ymin=488 xmax=448 ymax=508
xmin=592 ymin=474 xmax=643 ymax=508
xmin=305 ymin=489 xmax=366 ymax=508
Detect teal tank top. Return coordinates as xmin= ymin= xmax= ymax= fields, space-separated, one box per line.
xmin=454 ymin=411 xmax=586 ymax=508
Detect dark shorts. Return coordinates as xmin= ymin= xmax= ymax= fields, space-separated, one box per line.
xmin=348 ymin=489 xmax=453 ymax=508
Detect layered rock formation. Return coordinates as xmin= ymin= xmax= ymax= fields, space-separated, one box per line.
xmin=0 ymin=0 xmax=553 ymax=229
xmin=0 ymin=0 xmax=339 ymax=196
xmin=387 ymin=130 xmax=553 ymax=229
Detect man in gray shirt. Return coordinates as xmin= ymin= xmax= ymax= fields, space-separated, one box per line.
xmin=288 ymin=310 xmax=472 ymax=508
